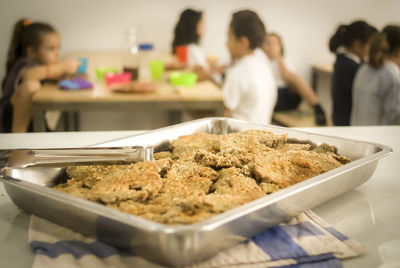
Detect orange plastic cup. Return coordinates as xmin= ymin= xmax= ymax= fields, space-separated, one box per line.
xmin=176 ymin=45 xmax=188 ymax=63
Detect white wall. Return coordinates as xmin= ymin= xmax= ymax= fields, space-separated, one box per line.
xmin=1 ymin=0 xmax=399 ymax=82
xmin=0 ymin=0 xmax=398 ymax=129
xmin=0 ymin=0 xmax=400 ymax=81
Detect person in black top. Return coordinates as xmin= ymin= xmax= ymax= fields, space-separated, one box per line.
xmin=329 ymin=20 xmax=377 ymax=126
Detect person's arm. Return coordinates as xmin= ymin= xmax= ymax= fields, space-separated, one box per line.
xmin=276 ymin=56 xmax=327 ymax=125
xmin=22 ymin=59 xmax=80 ymax=81
xmin=224 ymin=108 xmax=232 ymax=118
xmin=275 ymin=57 xmax=319 ymax=106
xmin=11 ymin=80 xmax=41 ymax=132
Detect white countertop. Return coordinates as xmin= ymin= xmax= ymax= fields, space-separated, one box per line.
xmin=0 ymin=126 xmax=399 ymax=268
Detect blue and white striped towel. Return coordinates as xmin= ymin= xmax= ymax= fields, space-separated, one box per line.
xmin=29 ymin=210 xmax=366 ymax=268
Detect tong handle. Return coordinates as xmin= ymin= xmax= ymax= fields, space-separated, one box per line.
xmin=6 ymin=146 xmax=153 ymax=168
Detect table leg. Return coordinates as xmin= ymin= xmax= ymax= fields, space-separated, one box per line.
xmin=311 ymin=67 xmax=318 ymax=91
xmin=32 ymin=108 xmax=46 ymax=132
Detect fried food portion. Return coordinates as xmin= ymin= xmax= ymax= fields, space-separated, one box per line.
xmin=56 ymin=161 xmax=163 ymax=204
xmin=171 ymin=133 xmax=221 ymax=160
xmin=253 ymin=150 xmax=346 ymax=188
xmin=54 ymin=130 xmax=350 ymax=225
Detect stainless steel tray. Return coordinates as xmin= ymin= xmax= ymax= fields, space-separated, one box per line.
xmin=0 ymin=118 xmax=392 ymax=266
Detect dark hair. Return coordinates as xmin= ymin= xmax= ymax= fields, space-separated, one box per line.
xmin=230 ymin=10 xmax=266 ymax=50
xmin=268 ymin=32 xmax=285 ymax=56
xmin=369 ymin=25 xmax=400 ymax=68
xmin=329 ymin=20 xmax=377 ymax=53
xmin=171 ymin=9 xmax=202 ymax=54
xmin=5 ymin=18 xmax=55 ymax=74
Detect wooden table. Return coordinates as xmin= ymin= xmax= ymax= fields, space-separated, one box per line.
xmin=32 ymin=51 xmax=224 ymax=131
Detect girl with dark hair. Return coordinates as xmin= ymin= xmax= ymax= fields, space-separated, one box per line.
xmin=329 ymin=20 xmax=377 ymax=126
xmin=0 ymin=18 xmax=80 ymax=133
xmin=351 ymin=25 xmax=400 ymax=125
xmin=262 ymin=32 xmax=327 ymax=125
xmin=172 ymin=9 xmax=203 ymax=54
xmin=171 ymin=8 xmax=222 ymax=82
xmin=172 ymin=9 xmax=206 ymax=69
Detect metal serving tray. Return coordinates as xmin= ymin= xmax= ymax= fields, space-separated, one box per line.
xmin=0 ymin=118 xmax=392 ymax=266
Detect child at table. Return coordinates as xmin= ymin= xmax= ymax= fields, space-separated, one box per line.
xmin=223 ymin=10 xmax=276 ymax=124
xmin=262 ymin=32 xmax=327 ymax=125
xmin=171 ymin=8 xmax=223 ymax=82
xmin=351 ymin=25 xmax=400 ymax=125
xmin=0 ymin=18 xmax=80 ymax=133
xmin=329 ymin=20 xmax=377 ymax=126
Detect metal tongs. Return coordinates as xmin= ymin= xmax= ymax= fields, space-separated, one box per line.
xmin=3 ymin=146 xmax=153 ymax=168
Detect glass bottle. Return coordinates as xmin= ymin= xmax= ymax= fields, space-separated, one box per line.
xmin=138 ymin=43 xmax=154 ymax=82
xmin=121 ymin=28 xmax=139 ymax=80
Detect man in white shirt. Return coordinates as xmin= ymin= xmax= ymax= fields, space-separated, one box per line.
xmin=223 ymin=10 xmax=276 ymax=125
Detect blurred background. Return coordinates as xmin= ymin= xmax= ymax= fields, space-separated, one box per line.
xmin=1 ymin=0 xmax=399 ymax=130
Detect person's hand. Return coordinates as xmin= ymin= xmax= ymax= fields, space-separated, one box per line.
xmin=165 ymin=61 xmax=187 ymax=71
xmin=192 ymin=65 xmax=209 ymax=81
xmin=62 ymin=59 xmax=81 ymax=75
xmin=207 ymin=55 xmax=218 ymax=69
xmin=266 ymin=45 xmax=281 ymax=60
xmin=262 ymin=38 xmax=282 ymax=61
xmin=20 ymin=80 xmax=41 ymax=95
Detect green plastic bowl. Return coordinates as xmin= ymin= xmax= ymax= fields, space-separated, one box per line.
xmin=170 ymin=72 xmax=198 ymax=87
xmin=96 ymin=67 xmax=120 ymax=81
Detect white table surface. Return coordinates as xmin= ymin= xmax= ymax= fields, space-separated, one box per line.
xmin=0 ymin=126 xmax=399 ymax=268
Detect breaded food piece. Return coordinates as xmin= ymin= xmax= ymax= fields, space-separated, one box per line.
xmin=259 ymin=182 xmax=282 ymax=194
xmin=219 ymin=130 xmax=287 ymax=152
xmin=276 ymin=143 xmax=312 ymax=152
xmin=194 ymin=148 xmax=252 ymax=169
xmin=203 ymin=167 xmax=265 ymax=213
xmin=154 ymin=151 xmax=174 ymax=160
xmin=313 ymin=143 xmax=336 ymax=154
xmin=153 ymin=158 xmax=172 ymax=178
xmin=213 ymin=167 xmax=264 ymax=197
xmin=62 ymin=162 xmax=163 ymax=204
xmin=171 ymin=133 xmax=221 ymax=159
xmin=54 ymin=177 xmax=91 ymax=199
xmin=165 ymin=160 xmax=217 ymax=193
xmin=204 ymin=193 xmax=247 ymax=213
xmin=192 ymin=130 xmax=287 ymax=170
xmin=64 ymin=165 xmax=116 ymax=189
xmin=253 ymin=150 xmax=346 ymax=188
xmin=313 ymin=143 xmax=351 ymax=165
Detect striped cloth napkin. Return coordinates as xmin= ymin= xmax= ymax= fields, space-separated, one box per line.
xmin=29 ymin=210 xmax=366 ymax=268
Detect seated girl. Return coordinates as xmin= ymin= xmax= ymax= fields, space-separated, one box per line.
xmin=262 ymin=32 xmax=327 ymax=126
xmin=0 ymin=18 xmax=80 ymax=133
xmin=171 ymin=8 xmax=223 ymax=83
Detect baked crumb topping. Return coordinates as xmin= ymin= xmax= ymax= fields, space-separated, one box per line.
xmin=54 ymin=130 xmax=350 ymax=224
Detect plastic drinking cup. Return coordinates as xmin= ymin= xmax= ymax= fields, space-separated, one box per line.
xmin=176 ymin=45 xmax=188 ymax=63
xmin=150 ymin=60 xmax=165 ymax=81
xmin=77 ymin=57 xmax=88 ymax=74
xmin=95 ymin=67 xmax=120 ymax=81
